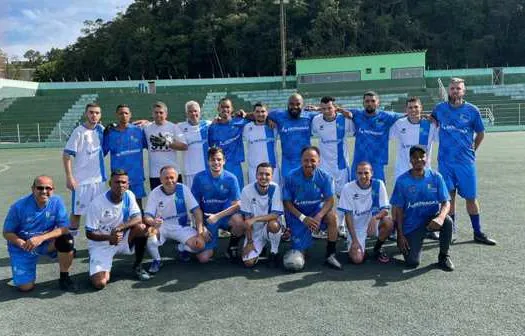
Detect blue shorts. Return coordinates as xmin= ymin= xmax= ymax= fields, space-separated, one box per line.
xmin=438 ymin=162 xmax=477 ymax=199
xmin=225 ymin=162 xmax=244 ymax=188
xmin=129 ymin=183 xmax=146 ymax=199
xmin=351 ymin=161 xmax=385 ymax=182
xmin=285 ymin=211 xmax=328 ymax=251
xmin=9 ymin=242 xmax=56 ymax=286
xmin=204 ymin=215 xmax=232 ymax=250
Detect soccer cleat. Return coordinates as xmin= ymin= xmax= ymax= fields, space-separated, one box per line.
xmin=312 ymin=230 xmax=328 ymax=239
xmin=218 ymin=229 xmax=231 ymax=238
xmin=325 ymin=253 xmax=343 ymax=270
xmin=258 ymin=246 xmax=269 ymax=261
xmin=268 ymin=252 xmax=281 ymax=268
xmin=373 ymin=248 xmax=390 ymax=264
xmin=178 ymin=251 xmax=191 ymax=263
xmin=148 ymin=259 xmax=162 ymax=274
xmin=133 ymin=265 xmax=151 ymax=281
xmin=387 ymin=232 xmax=397 ymax=241
xmin=58 ymin=277 xmax=78 ymax=292
xmin=426 ymin=231 xmax=440 ymax=240
xmin=225 ymin=246 xmax=240 ymax=262
xmin=473 ymin=232 xmax=497 ymax=246
xmin=438 ymin=255 xmax=455 ymax=272
xmin=341 ymin=240 xmax=350 ymax=253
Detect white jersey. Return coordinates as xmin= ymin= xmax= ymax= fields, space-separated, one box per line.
xmin=338 ymin=179 xmax=389 ymax=230
xmin=389 ymin=117 xmax=438 ymax=181
xmin=242 ymin=122 xmax=279 ymax=183
xmin=64 ymin=124 xmax=106 ymax=185
xmin=85 ymin=190 xmax=141 ymax=248
xmin=240 ymin=182 xmax=283 ymax=233
xmin=144 ymin=184 xmax=199 ymax=230
xmin=143 ymin=121 xmax=185 ymax=178
xmin=311 ymin=114 xmax=354 ymax=175
xmin=178 ymin=120 xmax=211 ymax=175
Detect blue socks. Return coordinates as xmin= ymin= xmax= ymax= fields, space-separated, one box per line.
xmin=469 ymin=214 xmax=481 ymax=234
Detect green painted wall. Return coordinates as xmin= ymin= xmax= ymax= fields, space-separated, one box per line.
xmin=296 ymin=52 xmax=426 ymax=80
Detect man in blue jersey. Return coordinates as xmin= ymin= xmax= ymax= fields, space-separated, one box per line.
xmin=283 ymin=146 xmax=342 ymax=270
xmin=3 ymin=176 xmax=76 ymax=292
xmin=191 ymin=147 xmax=245 ymax=263
xmin=208 ymin=98 xmax=250 ymax=187
xmin=391 ymin=146 xmax=454 ymax=271
xmin=349 ymin=91 xmax=404 ymax=182
xmin=103 ymin=104 xmax=146 ymax=208
xmin=431 ymin=78 xmax=496 ymax=245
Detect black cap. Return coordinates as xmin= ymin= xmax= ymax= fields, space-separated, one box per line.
xmin=409 ymin=145 xmax=427 ymax=156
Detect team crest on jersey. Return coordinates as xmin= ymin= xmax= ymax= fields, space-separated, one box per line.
xmin=248 ymin=126 xmax=253 ymax=132
xmin=375 ymin=120 xmax=385 ymax=127
xmin=102 ymin=210 xmax=112 ymax=218
xmin=45 ymin=211 xmax=51 ymax=218
xmin=319 ymin=125 xmax=324 ymax=130
xmin=400 ymin=128 xmax=407 ymax=134
xmin=26 ymin=216 xmax=34 ymax=223
xmin=251 ymin=198 xmax=257 ymax=204
xmin=427 ymin=183 xmax=437 ymax=192
xmin=184 ymin=127 xmax=188 ymax=132
xmin=408 ymin=185 xmax=417 ymax=194
xmin=459 ymin=113 xmax=470 ymax=123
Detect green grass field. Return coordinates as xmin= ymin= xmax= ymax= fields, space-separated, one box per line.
xmin=0 ymin=133 xmax=524 ymax=336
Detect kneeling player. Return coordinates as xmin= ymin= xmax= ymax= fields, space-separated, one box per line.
xmin=86 ymin=170 xmax=150 ymax=290
xmin=338 ymin=162 xmax=393 ymax=264
xmin=3 ymin=176 xmax=75 ymax=292
xmin=282 ymin=146 xmax=342 ymax=270
xmin=240 ymin=163 xmax=284 ymax=268
xmin=145 ymin=166 xmax=206 ymax=272
xmin=191 ymin=147 xmax=245 ymax=263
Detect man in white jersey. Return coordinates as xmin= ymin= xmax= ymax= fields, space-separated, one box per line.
xmin=143 ymin=101 xmax=188 ymax=190
xmin=338 ymin=162 xmax=393 ymax=264
xmin=242 ymin=103 xmax=280 ymax=185
xmin=63 ymin=103 xmax=106 ymax=237
xmin=390 ymin=97 xmax=438 ymax=183
xmin=240 ymin=162 xmax=284 ymax=268
xmin=145 ymin=165 xmax=207 ymax=272
xmin=177 ymin=101 xmax=211 ymax=190
xmin=86 ymin=170 xmax=150 ymax=289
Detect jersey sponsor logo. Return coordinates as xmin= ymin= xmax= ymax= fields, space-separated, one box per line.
xmin=358 ymin=128 xmax=383 ymax=136
xmin=407 ymin=200 xmax=439 ymax=209
xmin=218 ymin=133 xmax=241 ymax=146
xmin=353 ymin=193 xmax=360 ymax=200
xmin=427 ymin=183 xmax=437 ymax=193
xmin=102 ymin=210 xmax=112 ymax=218
xmin=280 ymin=125 xmax=309 ymax=134
xmin=319 ymin=125 xmax=324 ymax=130
xmin=400 ymin=128 xmax=407 ymax=134
xmin=441 ymin=124 xmax=468 ymax=134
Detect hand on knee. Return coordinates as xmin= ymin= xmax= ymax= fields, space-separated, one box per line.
xmin=55 ymin=234 xmax=75 ymax=253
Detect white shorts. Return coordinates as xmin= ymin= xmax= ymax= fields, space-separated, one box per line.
xmin=183 ymin=173 xmax=197 ymax=191
xmin=72 ymin=181 xmax=106 ymax=215
xmin=89 ymin=231 xmax=133 ymax=276
xmin=333 ymin=168 xmax=350 ymax=196
xmin=158 ymin=224 xmax=197 ymax=246
xmin=346 ymin=217 xmax=379 ymax=252
xmin=247 ymin=165 xmax=280 ymax=185
xmin=242 ymin=223 xmax=282 ymax=262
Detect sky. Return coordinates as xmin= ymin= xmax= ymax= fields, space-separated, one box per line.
xmin=0 ymin=0 xmax=134 ymax=59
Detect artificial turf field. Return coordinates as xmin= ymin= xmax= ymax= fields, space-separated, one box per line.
xmin=0 ymin=132 xmax=524 ymax=336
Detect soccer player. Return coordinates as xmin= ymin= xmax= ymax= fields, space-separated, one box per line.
xmin=63 ymin=103 xmax=106 ymax=237
xmin=282 ymin=146 xmax=342 ymax=270
xmin=242 ymin=102 xmax=280 ymax=184
xmin=390 ymin=146 xmax=455 ymax=271
xmin=143 ymin=101 xmax=188 ymax=190
xmin=240 ymin=162 xmax=284 ymax=268
xmin=103 ymin=104 xmax=147 ymax=208
xmin=390 ymin=97 xmax=438 ymax=183
xmin=86 ymin=170 xmax=150 ymax=289
xmin=208 ymin=98 xmax=249 ymax=187
xmin=267 ymin=93 xmax=317 ymax=178
xmin=177 ymin=101 xmax=211 ymax=190
xmin=348 ymin=91 xmax=404 ymax=182
xmin=145 ymin=166 xmax=207 ymax=272
xmin=431 ymin=78 xmax=496 ymax=245
xmin=338 ymin=162 xmax=393 ymax=264
xmin=3 ymin=176 xmax=76 ymax=292
xmin=191 ymin=147 xmax=245 ymax=263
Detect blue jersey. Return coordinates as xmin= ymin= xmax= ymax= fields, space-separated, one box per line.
xmin=103 ymin=124 xmax=145 ymax=185
xmin=431 ymin=101 xmax=485 ymax=164
xmin=282 ymin=167 xmax=334 ymax=216
xmin=3 ymin=194 xmax=69 ymax=253
xmin=208 ymin=117 xmax=249 ymax=164
xmin=268 ymin=109 xmax=316 ymax=164
xmin=350 ymin=109 xmax=403 ymax=165
xmin=390 ymin=168 xmax=450 ymax=235
xmin=191 ymin=169 xmax=241 ymax=214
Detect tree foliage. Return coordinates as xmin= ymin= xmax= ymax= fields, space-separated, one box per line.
xmin=30 ymin=0 xmax=525 ymax=82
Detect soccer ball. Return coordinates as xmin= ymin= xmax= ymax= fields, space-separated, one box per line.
xmin=283 ymin=249 xmax=305 ymax=271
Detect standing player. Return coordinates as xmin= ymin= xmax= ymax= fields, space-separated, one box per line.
xmin=63 ymin=103 xmax=106 ymax=238
xmin=282 ymin=146 xmax=342 ymax=270
xmin=348 ymin=91 xmax=404 ymax=182
xmin=3 ymin=176 xmax=76 ymax=292
xmin=391 ymin=146 xmax=454 ymax=271
xmin=431 ymin=78 xmax=496 ymax=245
xmin=242 ymin=102 xmax=280 ymax=184
xmin=208 ymin=98 xmax=250 ymax=187
xmin=86 ymin=170 xmax=150 ymax=289
xmin=145 ymin=165 xmax=207 ymax=272
xmin=240 ymin=162 xmax=284 ymax=268
xmin=390 ymin=97 xmax=438 ymax=183
xmin=338 ymin=162 xmax=393 ymax=264
xmin=143 ymin=101 xmax=188 ymax=190
xmin=177 ymin=101 xmax=211 ymax=190
xmin=191 ymin=147 xmax=245 ymax=263
xmin=103 ymin=104 xmax=146 ymax=208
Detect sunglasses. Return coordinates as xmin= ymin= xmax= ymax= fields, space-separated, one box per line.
xmin=35 ymin=186 xmax=53 ymax=191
